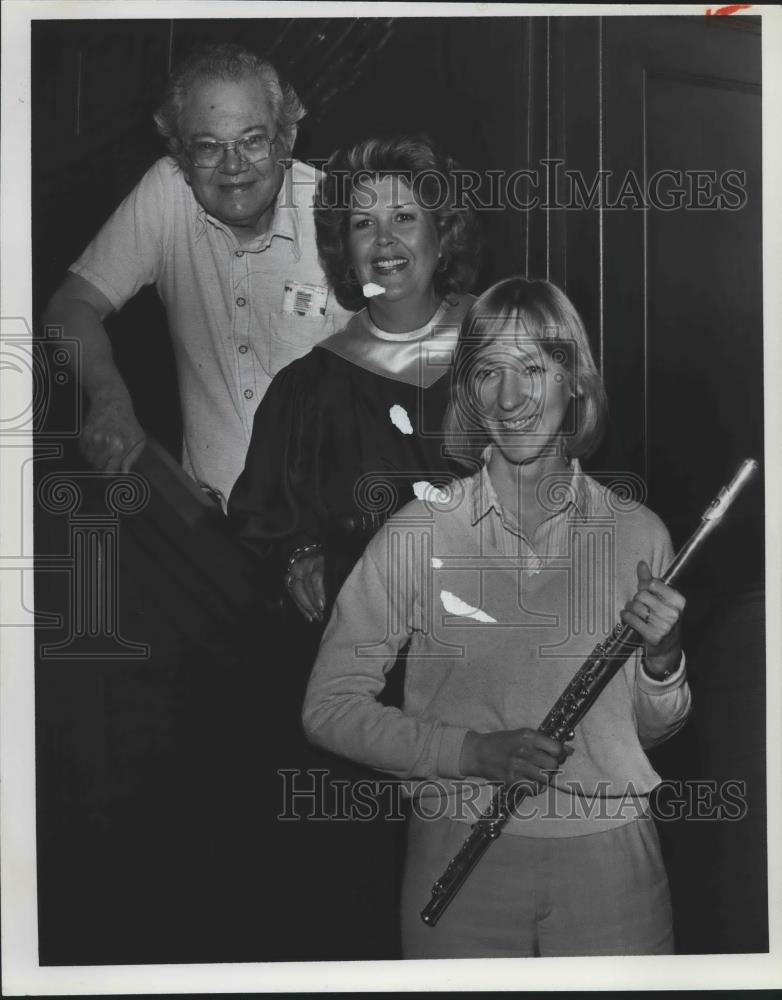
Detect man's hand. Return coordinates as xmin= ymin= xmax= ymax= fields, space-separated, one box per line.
xmin=81 ymin=392 xmax=146 ymax=473
xmin=285 ymin=551 xmax=326 ymax=624
xmin=44 ymin=274 xmax=145 ymax=473
xmin=620 ymin=560 xmax=685 ymax=678
xmin=460 ymin=727 xmax=572 ymax=788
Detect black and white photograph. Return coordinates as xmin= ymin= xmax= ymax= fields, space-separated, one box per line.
xmin=1 ymin=1 xmax=780 ymax=993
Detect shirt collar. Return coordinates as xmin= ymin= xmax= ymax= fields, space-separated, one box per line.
xmin=267 ymin=168 xmax=301 ymax=256
xmin=470 ymin=451 xmax=592 ymax=527
xmin=192 ymin=164 xmax=301 ymax=257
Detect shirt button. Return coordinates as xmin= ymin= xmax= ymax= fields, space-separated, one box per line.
xmin=243 ymin=389 xmax=254 ymax=400
xmin=236 ymin=296 xmax=246 ymax=307
xmin=238 ymin=344 xmax=248 ymax=354
xmin=235 ymin=250 xmax=244 ymax=258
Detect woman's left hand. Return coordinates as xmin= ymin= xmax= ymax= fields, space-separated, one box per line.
xmin=620 ymin=560 xmax=685 ymax=678
xmin=286 ymin=551 xmax=327 ymax=624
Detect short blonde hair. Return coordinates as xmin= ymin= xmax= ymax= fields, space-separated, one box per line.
xmin=443 ymin=277 xmax=607 ymax=465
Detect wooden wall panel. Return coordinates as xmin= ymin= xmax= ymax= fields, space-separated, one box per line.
xmin=536 ymin=15 xmax=766 ymax=956
xmin=33 ymin=21 xmax=171 ymax=173
xmin=554 ymin=18 xmax=604 ymax=364
xmin=645 ymin=70 xmax=762 ymax=524
xmin=603 ymin=17 xmax=761 ymax=494
xmin=533 ymin=16 xmax=762 ymax=587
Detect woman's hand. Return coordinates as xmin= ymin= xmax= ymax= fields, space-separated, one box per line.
xmin=285 ymin=550 xmax=327 ymax=623
xmin=620 ymin=560 xmax=686 ymax=678
xmin=460 ymin=727 xmax=572 ymax=789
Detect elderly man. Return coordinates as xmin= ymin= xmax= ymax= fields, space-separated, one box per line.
xmin=43 ymin=43 xmax=351 ymax=506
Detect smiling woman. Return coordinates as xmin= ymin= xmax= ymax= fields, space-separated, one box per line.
xmin=230 ymin=136 xmax=483 ymax=622
xmin=227 ymin=135 xmax=483 ymax=960
xmin=444 ymin=277 xmax=607 ymax=522
xmin=316 ymin=136 xmax=482 ymax=321
xmin=346 ymin=174 xmax=442 ymax=328
xmin=301 ymin=277 xmax=692 ymax=958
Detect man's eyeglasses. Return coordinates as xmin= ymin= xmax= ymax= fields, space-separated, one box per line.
xmin=186 ymin=133 xmax=275 ymax=169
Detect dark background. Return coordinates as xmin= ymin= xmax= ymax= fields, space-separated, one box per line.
xmin=32 ymin=15 xmax=765 ymax=963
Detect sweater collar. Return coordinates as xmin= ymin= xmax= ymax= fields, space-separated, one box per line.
xmin=470 ymin=453 xmax=592 ymax=527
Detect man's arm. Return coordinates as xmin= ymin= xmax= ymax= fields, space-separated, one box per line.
xmin=43 ymin=272 xmax=146 ymax=472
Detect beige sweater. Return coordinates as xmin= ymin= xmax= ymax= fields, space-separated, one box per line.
xmin=303 ymin=462 xmax=691 ymax=836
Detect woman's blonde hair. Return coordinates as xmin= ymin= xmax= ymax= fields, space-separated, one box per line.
xmin=443 ymin=277 xmax=607 ymax=465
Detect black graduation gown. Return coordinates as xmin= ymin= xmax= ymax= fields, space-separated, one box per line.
xmin=228 ymin=294 xmax=473 ymax=960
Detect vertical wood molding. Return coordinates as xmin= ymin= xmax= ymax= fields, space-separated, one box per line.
xmin=545 ymin=16 xmax=551 ymax=281
xmin=598 ymin=16 xmax=605 ymax=376
xmin=560 ymin=19 xmax=567 ymax=293
xmin=525 ymin=20 xmax=533 ymax=279
xmin=641 ymin=65 xmax=649 ymax=488
xmin=75 ymin=49 xmax=83 ymax=138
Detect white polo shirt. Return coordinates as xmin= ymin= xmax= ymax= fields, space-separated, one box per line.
xmin=70 ymin=157 xmax=351 ymax=502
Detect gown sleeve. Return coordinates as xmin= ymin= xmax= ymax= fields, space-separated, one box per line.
xmin=228 ymin=352 xmax=327 ymax=573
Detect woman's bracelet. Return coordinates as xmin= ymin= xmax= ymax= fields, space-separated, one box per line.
xmin=284 ymin=542 xmax=323 ymax=589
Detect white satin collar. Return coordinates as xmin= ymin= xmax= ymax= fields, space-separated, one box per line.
xmin=317 ymin=294 xmax=474 ymax=388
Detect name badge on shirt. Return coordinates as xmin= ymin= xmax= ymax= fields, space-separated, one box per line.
xmin=282 ymin=280 xmax=329 ymax=317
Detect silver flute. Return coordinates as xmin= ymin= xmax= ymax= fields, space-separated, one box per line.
xmin=421 ymin=458 xmax=759 ymax=927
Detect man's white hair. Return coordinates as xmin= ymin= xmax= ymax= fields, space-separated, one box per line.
xmin=153 ymin=42 xmax=306 ymax=166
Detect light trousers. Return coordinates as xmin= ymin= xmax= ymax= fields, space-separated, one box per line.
xmin=401 ymin=814 xmax=674 ymax=958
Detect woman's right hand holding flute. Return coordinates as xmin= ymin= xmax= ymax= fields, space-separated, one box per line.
xmin=459 ymin=728 xmax=573 ymax=787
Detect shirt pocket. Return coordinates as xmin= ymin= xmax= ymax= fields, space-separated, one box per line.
xmin=267 ymin=312 xmax=336 ymax=376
